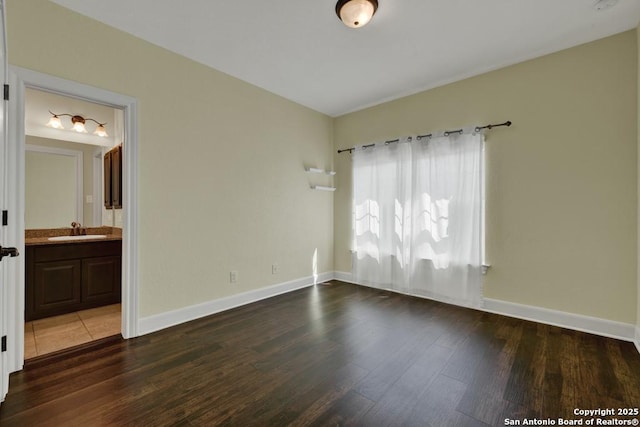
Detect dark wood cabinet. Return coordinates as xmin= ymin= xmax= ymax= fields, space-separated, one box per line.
xmin=111 ymin=145 xmax=122 ymax=208
xmin=104 ymin=150 xmax=111 ymax=208
xmin=104 ymin=145 xmax=122 ymax=209
xmin=82 ymin=256 xmax=121 ymax=305
xmin=34 ymin=260 xmax=82 ymax=315
xmin=26 ymin=240 xmax=122 ymax=321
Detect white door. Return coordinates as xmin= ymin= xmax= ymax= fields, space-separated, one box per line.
xmin=0 ymin=0 xmax=12 ymax=403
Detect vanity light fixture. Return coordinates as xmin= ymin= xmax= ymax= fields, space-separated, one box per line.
xmin=46 ymin=114 xmax=64 ymax=129
xmin=46 ymin=111 xmax=109 ymax=137
xmin=336 ymin=0 xmax=378 ymax=28
xmin=71 ymin=115 xmax=87 ymax=133
xmin=94 ymin=123 xmax=108 ymax=137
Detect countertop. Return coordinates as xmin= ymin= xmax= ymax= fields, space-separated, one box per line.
xmin=25 ymin=227 xmax=122 ymax=246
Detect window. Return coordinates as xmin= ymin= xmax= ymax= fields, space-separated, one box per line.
xmin=351 ymin=133 xmax=484 ymax=307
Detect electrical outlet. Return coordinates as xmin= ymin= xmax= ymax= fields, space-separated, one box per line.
xmin=230 ymin=270 xmax=238 ymax=283
xmin=272 ymin=264 xmax=279 ymax=274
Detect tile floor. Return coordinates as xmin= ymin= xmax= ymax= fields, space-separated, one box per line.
xmin=24 ymin=304 xmax=121 ymax=359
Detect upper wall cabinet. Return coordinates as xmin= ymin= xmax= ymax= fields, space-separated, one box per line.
xmin=104 ymin=145 xmax=122 ymax=209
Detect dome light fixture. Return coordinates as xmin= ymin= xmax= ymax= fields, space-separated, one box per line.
xmin=46 ymin=110 xmax=109 ymax=137
xmin=336 ymin=0 xmax=378 ymax=29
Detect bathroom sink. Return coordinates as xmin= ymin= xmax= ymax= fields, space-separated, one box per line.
xmin=48 ymin=235 xmax=108 ymax=241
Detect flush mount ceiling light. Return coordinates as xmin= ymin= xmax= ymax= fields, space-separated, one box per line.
xmin=336 ymin=0 xmax=378 ymax=28
xmin=46 ymin=110 xmax=109 ymax=137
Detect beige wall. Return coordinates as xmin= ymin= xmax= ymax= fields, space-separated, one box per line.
xmin=26 ymin=136 xmax=98 ymax=227
xmin=9 ymin=1 xmax=638 ymax=327
xmin=334 ymin=32 xmax=638 ymax=324
xmin=8 ymin=0 xmax=334 ymax=317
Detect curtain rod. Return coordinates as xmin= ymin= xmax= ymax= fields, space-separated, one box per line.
xmin=337 ymin=120 xmax=512 ymax=154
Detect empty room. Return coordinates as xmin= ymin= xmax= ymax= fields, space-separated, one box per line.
xmin=0 ymin=0 xmax=639 ymax=426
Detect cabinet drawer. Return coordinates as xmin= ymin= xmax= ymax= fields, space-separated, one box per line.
xmin=33 ymin=240 xmax=121 ymax=262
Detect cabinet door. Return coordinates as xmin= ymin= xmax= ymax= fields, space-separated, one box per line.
xmin=111 ymin=146 xmax=122 ymax=209
xmin=82 ymin=256 xmax=121 ymax=305
xmin=33 ymin=260 xmax=82 ymax=320
xmin=104 ymin=150 xmax=112 ymax=208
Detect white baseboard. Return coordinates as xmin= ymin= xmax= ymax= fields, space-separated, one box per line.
xmin=138 ymin=270 xmax=639 ymax=352
xmin=483 ymin=298 xmax=635 ymax=342
xmin=333 ymin=270 xmax=359 ymax=285
xmin=334 ymin=271 xmax=636 ymax=343
xmin=138 ymin=272 xmax=333 ymax=336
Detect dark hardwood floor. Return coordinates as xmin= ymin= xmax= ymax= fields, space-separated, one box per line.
xmin=1 ymin=281 xmax=639 ymax=426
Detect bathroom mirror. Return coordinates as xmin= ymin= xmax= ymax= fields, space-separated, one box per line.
xmin=25 ymin=136 xmax=102 ymax=229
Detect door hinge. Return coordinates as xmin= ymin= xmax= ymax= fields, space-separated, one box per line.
xmin=2 ymin=210 xmax=7 ymax=226
xmin=3 ymin=84 xmax=8 ymax=101
xmin=1 ymin=336 xmax=6 ymax=352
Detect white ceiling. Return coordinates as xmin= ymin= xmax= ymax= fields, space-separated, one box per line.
xmin=50 ymin=0 xmax=640 ymax=117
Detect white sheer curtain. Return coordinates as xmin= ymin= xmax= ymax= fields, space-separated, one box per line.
xmin=352 ymin=132 xmax=484 ymax=308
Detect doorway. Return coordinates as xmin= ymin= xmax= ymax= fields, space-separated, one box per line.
xmin=5 ymin=67 xmax=139 ymax=374
xmin=23 ymin=88 xmax=123 ymax=359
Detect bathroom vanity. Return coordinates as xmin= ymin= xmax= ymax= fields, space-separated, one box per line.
xmin=25 ymin=228 xmax=122 ymax=321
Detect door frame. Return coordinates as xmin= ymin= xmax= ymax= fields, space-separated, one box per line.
xmin=6 ymin=66 xmax=139 ymax=373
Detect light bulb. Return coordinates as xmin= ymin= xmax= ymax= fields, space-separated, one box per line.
xmin=71 ymin=116 xmax=87 ymax=133
xmin=46 ymin=115 xmax=64 ymax=129
xmin=93 ymin=124 xmax=108 ymax=137
xmin=73 ymin=122 xmax=87 ymax=133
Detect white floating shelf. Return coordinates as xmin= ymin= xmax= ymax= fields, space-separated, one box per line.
xmin=311 ymin=185 xmax=336 ymax=192
xmin=306 ymin=167 xmax=336 ymax=176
